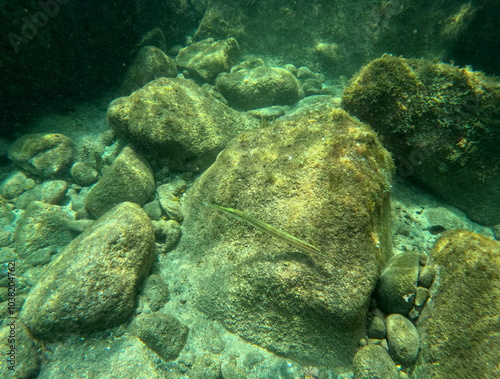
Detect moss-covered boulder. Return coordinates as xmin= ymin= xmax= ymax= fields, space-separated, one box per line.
xmin=177 ymin=108 xmax=394 ymax=370
xmin=342 ymin=55 xmax=500 ymax=226
xmin=107 ymin=78 xmax=259 ymax=170
xmin=119 ymin=45 xmax=178 ymax=96
xmin=176 ymin=37 xmax=240 ymax=83
xmin=415 ymin=230 xmax=500 ymax=378
xmin=215 ymin=66 xmax=304 ymax=110
xmin=20 ymin=202 xmax=155 ymax=340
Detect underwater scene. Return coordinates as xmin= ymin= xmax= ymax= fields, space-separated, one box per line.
xmin=1 ymin=1 xmax=499 ymax=378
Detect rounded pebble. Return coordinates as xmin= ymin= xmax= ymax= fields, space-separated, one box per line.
xmin=386 ymin=314 xmax=420 ymax=366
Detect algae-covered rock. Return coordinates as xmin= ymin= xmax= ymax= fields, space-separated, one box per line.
xmin=353 ymin=344 xmax=399 ymax=379
xmin=376 ymin=252 xmax=420 ymax=316
xmin=16 ymin=180 xmax=68 ymax=210
xmin=85 ymin=146 xmax=155 ymax=218
xmin=414 ymin=230 xmax=500 ymax=378
xmin=8 ymin=133 xmax=74 ymax=178
xmin=119 ymin=45 xmax=178 ymax=96
xmin=386 ymin=314 xmax=419 ymax=366
xmin=129 ymin=312 xmax=188 ymax=361
xmin=342 ymin=55 xmax=500 ymax=226
xmin=14 ymin=201 xmax=74 ymax=266
xmin=20 ymin=202 xmax=155 ymax=340
xmin=0 ymin=321 xmax=40 ymax=378
xmin=176 ymin=37 xmax=239 ymax=83
xmin=215 ymin=66 xmax=304 ymax=110
xmin=107 ymin=78 xmax=259 ymax=170
xmin=179 ymin=108 xmax=394 ymax=369
xmin=35 ymin=336 xmax=165 ymax=379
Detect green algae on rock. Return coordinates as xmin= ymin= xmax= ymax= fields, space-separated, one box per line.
xmin=107 ymin=77 xmax=259 ymax=171
xmin=415 ymin=230 xmax=500 ymax=378
xmin=342 ymin=55 xmax=500 ymax=226
xmin=20 ymin=202 xmax=155 ymax=340
xmin=178 ymin=108 xmax=394 ymax=370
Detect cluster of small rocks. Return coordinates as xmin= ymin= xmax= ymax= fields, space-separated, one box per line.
xmin=353 ymin=251 xmax=435 ymax=378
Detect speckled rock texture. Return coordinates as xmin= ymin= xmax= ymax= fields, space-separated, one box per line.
xmin=342 ymin=56 xmax=500 ymax=226
xmin=215 ymin=66 xmax=304 ymax=110
xmin=107 ymin=77 xmax=259 ymax=170
xmin=119 ymin=45 xmax=178 ymax=96
xmin=20 ymin=202 xmax=155 ymax=340
xmin=85 ymin=146 xmax=155 ymax=218
xmin=8 ymin=133 xmax=74 ymax=178
xmin=415 ymin=230 xmax=500 ymax=378
xmin=353 ymin=344 xmax=399 ymax=379
xmin=176 ymin=37 xmax=239 ymax=83
xmin=386 ymin=314 xmax=419 ymax=366
xmin=178 ymin=108 xmax=394 ymax=370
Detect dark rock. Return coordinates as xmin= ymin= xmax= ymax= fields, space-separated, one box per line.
xmin=368 ymin=316 xmax=386 ymax=340
xmin=342 ymin=56 xmax=500 ymax=226
xmin=415 ymin=230 xmax=500 ymax=378
xmin=85 ymin=146 xmax=155 ymax=218
xmin=353 ymin=344 xmax=399 ymax=379
xmin=417 ymin=265 xmax=436 ymax=289
xmin=215 ymin=66 xmax=304 ymax=110
xmin=20 ymin=202 xmax=155 ymax=340
xmin=8 ymin=133 xmax=74 ymax=178
xmin=129 ymin=312 xmax=188 ymax=361
xmin=376 ymin=252 xmax=420 ymax=315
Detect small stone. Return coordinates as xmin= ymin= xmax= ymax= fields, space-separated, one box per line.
xmin=16 ymin=180 xmax=68 ymax=210
xmin=418 ymin=265 xmax=436 ymax=289
xmin=353 ymin=344 xmax=399 ymax=379
xmin=152 ymin=219 xmax=181 ymax=253
xmin=0 ymin=171 xmax=28 ymax=199
xmin=414 ymin=286 xmax=430 ymax=307
xmin=386 ymin=314 xmax=420 ymax=366
xmin=141 ymin=274 xmax=169 ymax=312
xmin=143 ymin=199 xmax=163 ymax=220
xmin=71 ymin=162 xmax=99 ymax=186
xmin=368 ymin=316 xmax=386 ymax=339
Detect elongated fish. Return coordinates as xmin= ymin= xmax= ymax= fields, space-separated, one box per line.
xmin=204 ymin=201 xmax=333 ymax=262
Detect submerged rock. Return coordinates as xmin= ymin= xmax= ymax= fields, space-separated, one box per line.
xmin=376 ymin=252 xmax=420 ymax=316
xmin=20 ymin=202 xmax=155 ymax=340
xmin=179 ymin=108 xmax=394 ymax=369
xmin=176 ymin=37 xmax=239 ymax=83
xmin=385 ymin=313 xmax=419 ymax=366
xmin=119 ymin=45 xmax=178 ymax=96
xmin=8 ymin=133 xmax=74 ymax=178
xmin=353 ymin=344 xmax=399 ymax=379
xmin=414 ymin=230 xmax=500 ymax=378
xmin=107 ymin=77 xmax=259 ymax=170
xmin=342 ymin=55 xmax=500 ymax=226
xmin=215 ymin=66 xmax=304 ymax=110
xmin=85 ymin=146 xmax=155 ymax=218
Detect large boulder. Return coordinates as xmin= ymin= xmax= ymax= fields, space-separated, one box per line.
xmin=414 ymin=230 xmax=500 ymax=378
xmin=342 ymin=55 xmax=500 ymax=225
xmin=177 ymin=108 xmax=394 ymax=370
xmin=20 ymin=202 xmax=155 ymax=340
xmin=107 ymin=77 xmax=259 ymax=170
